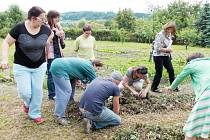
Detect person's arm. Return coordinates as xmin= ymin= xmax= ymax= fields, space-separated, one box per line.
xmin=170 ymin=64 xmax=193 ymax=90
xmin=165 ymin=63 xmax=194 ymax=92
xmin=93 ymin=38 xmax=97 ymax=50
xmin=74 ymin=39 xmax=79 ymax=52
xmin=122 ymin=75 xmax=139 ymax=96
xmin=160 ymin=48 xmax=172 ymax=53
xmin=113 ymin=96 xmax=120 ymax=114
xmin=45 ymin=31 xmax=54 ymax=60
xmin=140 ymin=78 xmax=151 ymax=95
xmin=85 ymin=65 xmax=96 ymax=83
xmin=1 ymin=34 xmax=16 ymax=69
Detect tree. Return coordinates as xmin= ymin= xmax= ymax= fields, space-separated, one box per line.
xmin=7 ymin=5 xmax=24 ymax=26
xmin=77 ymin=19 xmax=86 ymax=28
xmin=151 ymin=0 xmax=201 ymax=33
xmin=196 ymin=3 xmax=210 ymax=47
xmin=115 ymin=8 xmax=136 ymax=32
xmin=0 ymin=4 xmax=24 ymax=37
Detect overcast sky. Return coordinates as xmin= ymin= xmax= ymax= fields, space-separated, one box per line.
xmin=0 ymin=0 xmax=204 ymax=13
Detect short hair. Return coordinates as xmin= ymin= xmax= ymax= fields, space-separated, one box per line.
xmin=47 ymin=10 xmax=60 ymax=28
xmin=28 ymin=6 xmax=45 ymax=20
xmin=83 ymin=24 xmax=92 ymax=32
xmin=163 ymin=21 xmax=176 ymax=35
xmin=136 ymin=66 xmax=148 ymax=75
xmin=91 ymin=59 xmax=103 ymax=67
xmin=186 ymin=53 xmax=205 ymax=63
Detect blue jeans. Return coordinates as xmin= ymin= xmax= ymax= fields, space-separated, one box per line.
xmin=81 ymin=107 xmax=121 ymax=129
xmin=52 ymin=75 xmax=76 ymax=118
xmin=47 ymin=54 xmax=61 ymax=99
xmin=13 ymin=63 xmax=47 ymax=119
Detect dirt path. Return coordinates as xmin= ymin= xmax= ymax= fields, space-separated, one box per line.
xmin=0 ymin=83 xmax=192 ymax=140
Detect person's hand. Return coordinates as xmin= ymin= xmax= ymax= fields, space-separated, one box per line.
xmin=0 ymin=59 xmax=9 ymax=69
xmin=122 ymin=82 xmax=128 ymax=88
xmin=166 ymin=48 xmax=172 ymax=53
xmin=61 ymin=52 xmax=64 ymax=57
xmin=132 ymin=91 xmax=139 ymax=96
xmin=59 ymin=31 xmax=65 ymax=39
xmin=138 ymin=90 xmax=147 ymax=98
xmin=163 ymin=86 xmax=172 ymax=93
xmin=75 ymin=80 xmax=81 ymax=86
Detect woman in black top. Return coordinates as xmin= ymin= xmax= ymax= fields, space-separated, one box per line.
xmin=46 ymin=10 xmax=65 ymax=100
xmin=0 ymin=6 xmax=53 ymax=124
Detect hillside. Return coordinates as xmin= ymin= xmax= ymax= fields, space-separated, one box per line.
xmin=61 ymin=11 xmax=148 ymax=21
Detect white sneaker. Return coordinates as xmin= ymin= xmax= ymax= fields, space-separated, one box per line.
xmin=55 ymin=117 xmax=69 ymax=126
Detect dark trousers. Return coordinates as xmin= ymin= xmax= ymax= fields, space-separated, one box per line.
xmin=47 ymin=53 xmax=61 ymax=99
xmin=151 ymin=56 xmax=175 ymax=91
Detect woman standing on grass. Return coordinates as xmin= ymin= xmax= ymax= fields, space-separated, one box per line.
xmin=46 ymin=10 xmax=65 ymax=101
xmin=165 ymin=53 xmax=210 ymax=140
xmin=151 ymin=21 xmax=178 ymax=93
xmin=74 ymin=24 xmax=96 ymax=60
xmin=0 ymin=6 xmax=53 ymax=124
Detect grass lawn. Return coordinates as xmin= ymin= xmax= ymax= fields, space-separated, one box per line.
xmin=0 ymin=39 xmax=209 ymax=139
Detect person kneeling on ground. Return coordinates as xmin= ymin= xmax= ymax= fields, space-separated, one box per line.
xmin=119 ymin=66 xmax=151 ymax=98
xmin=50 ymin=57 xmax=102 ymax=125
xmin=79 ymin=71 xmax=123 ymax=133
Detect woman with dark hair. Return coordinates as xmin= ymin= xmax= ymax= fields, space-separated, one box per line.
xmin=119 ymin=66 xmax=151 ymax=98
xmin=46 ymin=10 xmax=65 ymax=100
xmin=0 ymin=6 xmax=53 ymax=124
xmin=151 ymin=21 xmax=178 ymax=93
xmin=165 ymin=53 xmax=210 ymax=140
xmin=74 ymin=24 xmax=96 ymax=60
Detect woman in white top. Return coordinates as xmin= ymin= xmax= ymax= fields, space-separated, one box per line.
xmin=151 ymin=21 xmax=178 ymax=93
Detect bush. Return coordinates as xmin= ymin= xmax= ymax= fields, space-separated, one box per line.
xmin=64 ymin=28 xmax=153 ymax=43
xmin=176 ymin=27 xmax=201 ymax=45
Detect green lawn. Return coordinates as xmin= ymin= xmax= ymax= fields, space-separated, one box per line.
xmin=0 ymin=39 xmax=209 ymax=139
xmin=1 ymin=39 xmax=209 ymax=79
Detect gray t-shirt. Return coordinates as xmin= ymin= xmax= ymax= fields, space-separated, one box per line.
xmin=126 ymin=68 xmax=148 ymax=86
xmin=79 ymin=77 xmax=120 ymax=115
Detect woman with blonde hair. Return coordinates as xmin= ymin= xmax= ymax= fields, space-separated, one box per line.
xmin=151 ymin=21 xmax=178 ymax=93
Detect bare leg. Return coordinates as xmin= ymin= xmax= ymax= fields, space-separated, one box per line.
xmin=184 ymin=136 xmax=196 ymax=140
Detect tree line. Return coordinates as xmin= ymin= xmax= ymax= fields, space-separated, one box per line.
xmin=1 ymin=1 xmax=210 ymax=47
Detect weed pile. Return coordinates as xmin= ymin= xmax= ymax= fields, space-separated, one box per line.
xmin=107 ymin=90 xmax=194 ymax=115
xmin=66 ymin=101 xmax=82 ymax=121
xmin=113 ymin=123 xmax=184 ymax=140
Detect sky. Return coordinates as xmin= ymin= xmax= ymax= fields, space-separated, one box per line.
xmin=0 ymin=0 xmax=204 ymax=13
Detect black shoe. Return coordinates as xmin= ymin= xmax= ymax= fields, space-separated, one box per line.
xmin=48 ymin=96 xmax=56 ymax=101
xmin=173 ymin=88 xmax=180 ymax=92
xmin=151 ymin=89 xmax=162 ymax=93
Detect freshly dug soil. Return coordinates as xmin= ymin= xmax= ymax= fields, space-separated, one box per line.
xmin=107 ymin=90 xmax=194 ymax=115
xmin=66 ymin=101 xmax=82 ymax=121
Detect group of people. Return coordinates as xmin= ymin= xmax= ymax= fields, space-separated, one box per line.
xmin=1 ymin=6 xmax=210 ymax=140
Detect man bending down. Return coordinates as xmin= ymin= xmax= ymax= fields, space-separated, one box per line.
xmin=79 ymin=71 xmax=123 ymax=133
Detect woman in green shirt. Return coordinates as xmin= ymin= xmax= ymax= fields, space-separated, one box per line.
xmin=74 ymin=24 xmax=96 ymax=60
xmin=165 ymin=53 xmax=210 ymax=140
